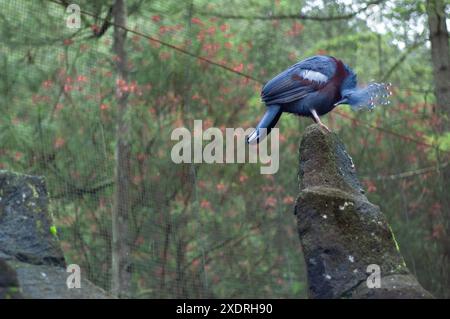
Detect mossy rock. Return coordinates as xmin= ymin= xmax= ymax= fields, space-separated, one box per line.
xmin=295 ymin=125 xmax=433 ymax=299
xmin=0 ymin=171 xmax=113 ymax=299
xmin=0 ymin=170 xmax=65 ymax=266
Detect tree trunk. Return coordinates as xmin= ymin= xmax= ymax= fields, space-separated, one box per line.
xmin=426 ymin=0 xmax=450 ymax=295
xmin=426 ymin=0 xmax=450 ymax=127
xmin=111 ymin=0 xmax=131 ymax=298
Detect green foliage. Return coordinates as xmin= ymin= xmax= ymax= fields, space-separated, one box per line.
xmin=0 ymin=0 xmax=448 ymax=298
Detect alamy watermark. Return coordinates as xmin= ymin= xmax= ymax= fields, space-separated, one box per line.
xmin=66 ymin=4 xmax=81 ymax=29
xmin=66 ymin=264 xmax=81 ymax=289
xmin=366 ymin=264 xmax=381 ymax=288
xmin=170 ymin=120 xmax=279 ymax=174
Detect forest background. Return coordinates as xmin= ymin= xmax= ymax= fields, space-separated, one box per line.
xmin=0 ymin=0 xmax=449 ymax=298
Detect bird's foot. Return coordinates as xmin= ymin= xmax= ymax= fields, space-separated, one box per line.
xmin=319 ymin=123 xmax=331 ymax=132
xmin=310 ymin=109 xmax=331 ymax=133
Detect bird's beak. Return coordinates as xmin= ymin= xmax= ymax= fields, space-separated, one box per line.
xmin=246 ymin=129 xmax=259 ymax=144
xmin=334 ymin=98 xmax=348 ymax=106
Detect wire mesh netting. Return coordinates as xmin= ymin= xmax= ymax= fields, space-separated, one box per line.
xmin=0 ymin=0 xmax=449 ymax=298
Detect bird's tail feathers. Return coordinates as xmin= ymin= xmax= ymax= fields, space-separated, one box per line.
xmin=246 ymin=105 xmax=282 ymax=144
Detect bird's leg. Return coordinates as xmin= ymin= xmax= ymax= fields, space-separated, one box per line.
xmin=311 ymin=109 xmax=331 ymax=132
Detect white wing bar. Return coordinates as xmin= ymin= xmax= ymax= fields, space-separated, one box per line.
xmin=299 ymin=70 xmax=328 ymax=83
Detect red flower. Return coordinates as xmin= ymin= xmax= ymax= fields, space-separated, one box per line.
xmin=264 ymin=196 xmax=277 ymax=208
xmin=151 ymin=15 xmax=161 ymax=23
xmin=77 ymin=75 xmax=88 ymax=83
xmin=42 ymin=80 xmax=53 ymax=89
xmin=91 ymin=24 xmax=100 ymax=34
xmin=206 ymin=26 xmax=216 ymax=35
xmin=159 ymin=26 xmax=169 ymax=35
xmin=283 ymin=196 xmax=295 ymax=205
xmin=364 ymin=180 xmax=377 ymax=193
xmin=137 ymin=153 xmax=146 ymax=162
xmin=63 ymin=38 xmax=73 ymax=46
xmin=216 ymin=183 xmax=226 ymax=192
xmin=197 ymin=180 xmax=206 ymax=189
xmin=14 ymin=152 xmax=23 ymax=162
xmin=232 ymin=63 xmax=244 ymax=72
xmin=286 ymin=22 xmax=304 ymax=37
xmin=200 ymin=199 xmax=211 ymax=210
xmin=116 ymin=78 xmax=129 ymax=93
xmin=239 ymin=174 xmax=248 ymax=183
xmin=220 ymin=24 xmax=229 ymax=32
xmin=64 ymin=84 xmax=72 ymax=92
xmin=191 ymin=17 xmax=203 ymax=25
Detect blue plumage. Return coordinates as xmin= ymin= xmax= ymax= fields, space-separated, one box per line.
xmin=247 ymin=55 xmax=391 ymax=144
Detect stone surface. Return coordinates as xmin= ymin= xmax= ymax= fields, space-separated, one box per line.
xmin=294 ymin=124 xmax=433 ymax=299
xmin=0 ymin=171 xmax=65 ymax=266
xmin=0 ymin=259 xmax=23 ymax=299
xmin=0 ymin=170 xmax=112 ymax=299
xmin=8 ymin=260 xmax=110 ymax=299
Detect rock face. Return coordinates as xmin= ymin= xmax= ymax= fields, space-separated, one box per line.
xmin=0 ymin=171 xmax=65 ymax=266
xmin=0 ymin=259 xmax=23 ymax=299
xmin=294 ymin=125 xmax=433 ymax=299
xmin=0 ymin=170 xmax=111 ymax=299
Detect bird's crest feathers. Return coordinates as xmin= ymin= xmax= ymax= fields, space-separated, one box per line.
xmin=343 ymin=82 xmax=392 ymax=111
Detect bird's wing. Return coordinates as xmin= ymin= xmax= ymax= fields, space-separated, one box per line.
xmin=261 ymin=56 xmax=337 ymax=105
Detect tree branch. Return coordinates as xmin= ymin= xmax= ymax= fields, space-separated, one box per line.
xmin=195 ymin=0 xmax=384 ymax=21
xmin=362 ymin=161 xmax=450 ymax=181
xmin=382 ymin=40 xmax=426 ymax=82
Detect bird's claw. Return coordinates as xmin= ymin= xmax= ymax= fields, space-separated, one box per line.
xmin=320 ymin=123 xmax=331 ymax=132
xmin=310 ymin=109 xmax=331 ymax=133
